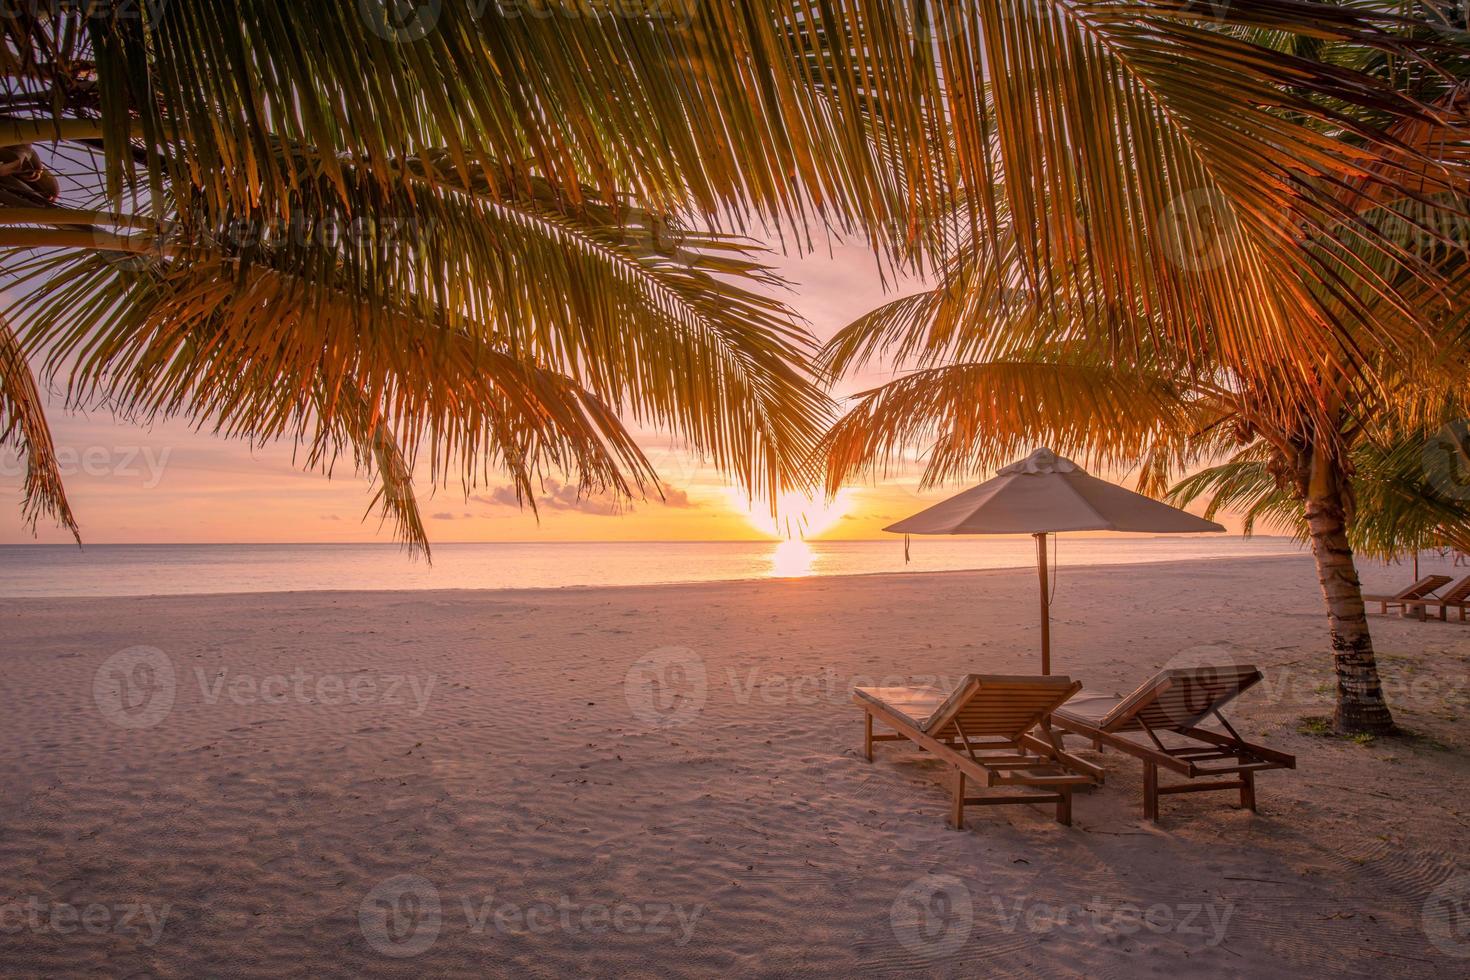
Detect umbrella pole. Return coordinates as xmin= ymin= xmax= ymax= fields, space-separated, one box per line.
xmin=1034 ymin=531 xmax=1050 ymax=675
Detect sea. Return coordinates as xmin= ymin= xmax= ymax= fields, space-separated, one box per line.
xmin=0 ymin=536 xmax=1309 ymax=598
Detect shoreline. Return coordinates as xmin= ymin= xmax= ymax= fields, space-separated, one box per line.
xmin=0 ymin=550 xmax=1321 ymax=602
xmin=0 ymin=534 xmax=1310 ymax=547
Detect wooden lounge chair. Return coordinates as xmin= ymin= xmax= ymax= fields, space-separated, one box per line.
xmin=1051 ymin=665 xmax=1295 ymax=823
xmin=854 ymin=674 xmax=1102 ymax=828
xmin=1393 ymin=575 xmax=1470 ymax=622
xmin=1363 ymin=574 xmax=1453 ymax=619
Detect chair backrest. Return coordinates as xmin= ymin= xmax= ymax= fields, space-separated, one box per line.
xmin=1098 ymin=664 xmax=1263 ymax=734
xmin=924 ymin=674 xmax=1081 ymax=738
xmin=1398 ymin=575 xmax=1453 ymax=600
xmin=1440 ymin=575 xmax=1470 ymax=603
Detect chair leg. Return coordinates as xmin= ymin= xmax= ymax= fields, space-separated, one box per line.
xmin=951 ymin=768 xmax=965 ymax=830
xmin=1056 ymin=787 xmax=1073 ymax=827
xmin=863 ymin=710 xmax=873 ymax=762
xmin=1240 ymin=770 xmax=1257 ymax=812
xmin=1143 ymin=762 xmax=1160 ymax=823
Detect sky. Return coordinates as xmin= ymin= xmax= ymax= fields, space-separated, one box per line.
xmin=0 ymin=239 xmax=1234 ymax=545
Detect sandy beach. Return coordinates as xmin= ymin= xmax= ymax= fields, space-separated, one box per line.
xmin=2 ymin=553 xmax=1467 ymax=977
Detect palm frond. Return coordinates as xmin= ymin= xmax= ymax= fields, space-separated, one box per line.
xmin=0 ymin=314 xmax=76 ymax=540
xmin=822 ymin=356 xmax=1190 ymax=493
xmin=1166 ymin=445 xmax=1298 ymax=536
xmin=1168 ymin=429 xmax=1470 ymax=558
xmin=4 ymin=245 xmax=667 ymax=551
xmin=72 ymin=1 xmax=920 ymax=249
xmin=324 ymin=382 xmax=430 ymax=558
xmin=3 ymin=1 xmax=1469 ymax=550
xmin=0 ymin=139 xmax=838 ymax=542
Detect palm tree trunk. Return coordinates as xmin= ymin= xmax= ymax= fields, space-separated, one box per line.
xmin=1304 ymin=447 xmax=1395 ymax=734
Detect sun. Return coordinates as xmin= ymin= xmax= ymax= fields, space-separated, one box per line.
xmin=728 ymin=489 xmax=854 ymax=540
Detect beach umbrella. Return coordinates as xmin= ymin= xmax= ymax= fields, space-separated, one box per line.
xmin=885 ymin=448 xmax=1224 ymax=674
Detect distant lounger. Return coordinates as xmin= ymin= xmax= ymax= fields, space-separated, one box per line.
xmin=1370 ymin=575 xmax=1470 ymax=622
xmin=853 ymin=675 xmax=1102 ymax=829
xmin=1051 ymin=665 xmax=1295 ymax=823
xmin=1363 ymin=575 xmax=1453 ymax=620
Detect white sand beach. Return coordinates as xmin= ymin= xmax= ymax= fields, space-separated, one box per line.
xmin=1 ymin=553 xmax=1467 ymax=977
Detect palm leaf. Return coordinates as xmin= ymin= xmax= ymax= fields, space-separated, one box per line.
xmin=0 ymin=314 xmax=76 ymax=540
xmin=822 ymin=355 xmax=1192 ymax=492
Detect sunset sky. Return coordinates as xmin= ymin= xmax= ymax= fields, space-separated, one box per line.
xmin=0 ymin=240 xmax=1233 ymax=545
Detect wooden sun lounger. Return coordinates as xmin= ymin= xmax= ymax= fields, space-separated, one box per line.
xmin=1363 ymin=574 xmax=1453 ymax=620
xmin=854 ymin=674 xmax=1103 ymax=829
xmin=1051 ymin=665 xmax=1295 ymax=823
xmin=1386 ymin=575 xmax=1470 ymax=622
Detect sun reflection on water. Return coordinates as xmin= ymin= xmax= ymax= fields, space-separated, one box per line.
xmin=769 ymin=538 xmax=815 ymax=578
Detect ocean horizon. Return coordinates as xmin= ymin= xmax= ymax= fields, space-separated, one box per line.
xmin=0 ymin=536 xmax=1311 ymax=598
